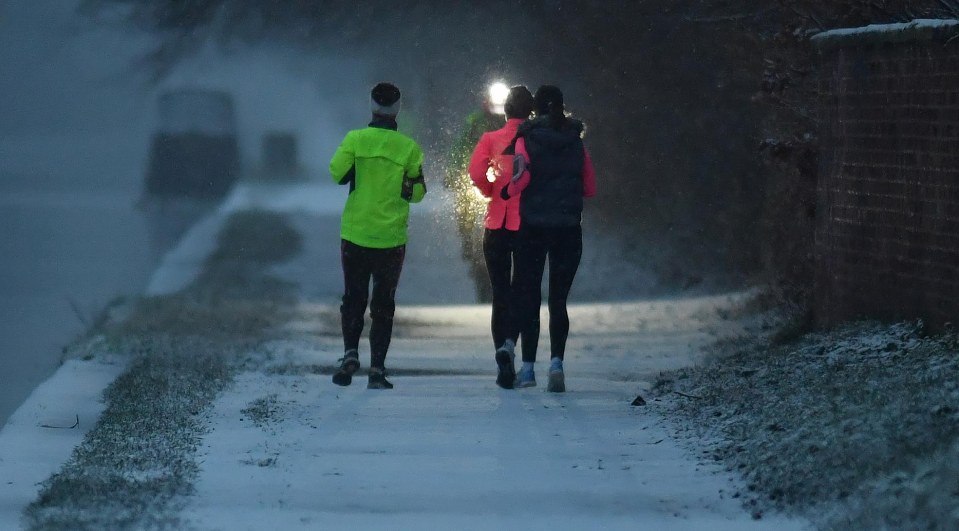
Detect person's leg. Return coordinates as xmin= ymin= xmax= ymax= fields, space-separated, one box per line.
xmin=546 ymin=226 xmax=583 ymax=361
xmin=512 ymin=225 xmax=547 ymax=364
xmin=335 ymin=240 xmax=372 ymax=386
xmin=486 ymin=228 xmax=518 ymax=388
xmin=369 ymin=245 xmax=406 ymax=370
xmin=340 ymin=240 xmax=372 ymax=353
xmin=484 ymin=228 xmax=515 ymax=349
xmin=521 ymin=286 xmax=540 ymax=358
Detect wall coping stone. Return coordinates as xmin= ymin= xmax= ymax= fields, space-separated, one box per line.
xmin=812 ymin=18 xmax=959 ymax=50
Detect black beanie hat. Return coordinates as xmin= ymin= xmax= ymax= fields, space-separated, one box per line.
xmin=504 ymin=85 xmax=534 ymax=119
xmin=533 ymin=85 xmax=564 ymax=116
xmin=371 ymin=82 xmax=402 ymax=115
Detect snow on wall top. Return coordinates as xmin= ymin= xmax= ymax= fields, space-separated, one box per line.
xmin=811 ymin=18 xmax=959 ymax=49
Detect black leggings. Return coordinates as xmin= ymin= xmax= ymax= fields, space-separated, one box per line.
xmin=510 ymin=224 xmax=582 ymax=363
xmin=483 ymin=228 xmax=527 ymax=350
xmin=340 ymin=239 xmax=405 ymax=369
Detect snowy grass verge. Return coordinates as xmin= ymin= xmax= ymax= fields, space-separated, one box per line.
xmin=655 ymin=318 xmax=959 ymax=529
xmin=23 ymin=210 xmax=301 ymax=529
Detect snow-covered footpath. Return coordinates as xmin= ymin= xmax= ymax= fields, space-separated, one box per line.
xmin=0 ymin=182 xmax=809 ymax=530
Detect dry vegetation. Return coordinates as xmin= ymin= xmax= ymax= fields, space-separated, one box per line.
xmin=656 ymin=319 xmax=959 ymax=528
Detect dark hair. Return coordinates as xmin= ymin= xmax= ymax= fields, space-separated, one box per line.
xmin=371 ymin=82 xmax=401 ymax=106
xmin=504 ymin=85 xmax=534 ymax=119
xmin=534 ymin=85 xmax=567 ymax=128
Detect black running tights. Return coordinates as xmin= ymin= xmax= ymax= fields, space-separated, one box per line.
xmin=340 ymin=239 xmax=405 ymax=369
xmin=510 ymin=224 xmax=582 ymax=363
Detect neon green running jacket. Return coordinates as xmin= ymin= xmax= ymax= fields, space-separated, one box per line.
xmin=330 ymin=123 xmax=426 ymax=248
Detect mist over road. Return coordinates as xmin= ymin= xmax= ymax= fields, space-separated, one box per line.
xmin=0 ymin=2 xmax=159 ymax=427
xmin=0 ymin=0 xmax=728 ymax=428
xmin=0 ymin=2 xmax=370 ymax=427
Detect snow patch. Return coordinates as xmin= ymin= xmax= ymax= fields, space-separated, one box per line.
xmin=658 ymin=319 xmax=959 ymax=528
xmin=0 ymin=357 xmax=126 ymax=529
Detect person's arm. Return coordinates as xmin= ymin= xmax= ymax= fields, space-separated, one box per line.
xmin=402 ymin=144 xmax=427 ymax=203
xmin=502 ymin=137 xmax=531 ymax=199
xmin=467 ymin=134 xmax=494 ymax=197
xmin=582 ymin=146 xmax=596 ymax=198
xmin=330 ymin=132 xmax=356 ymax=186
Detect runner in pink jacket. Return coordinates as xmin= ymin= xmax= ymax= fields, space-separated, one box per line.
xmin=467 ymin=85 xmax=534 ymax=389
xmin=467 ymin=118 xmax=522 ymax=231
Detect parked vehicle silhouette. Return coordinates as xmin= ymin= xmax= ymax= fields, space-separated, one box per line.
xmin=144 ymin=89 xmax=241 ymax=199
xmin=140 ymin=89 xmax=241 ymax=258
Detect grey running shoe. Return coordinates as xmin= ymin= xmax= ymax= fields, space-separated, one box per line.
xmin=495 ymin=340 xmax=516 ymax=389
xmin=332 ymin=349 xmax=360 ymax=386
xmin=367 ymin=367 xmax=394 ymax=389
xmin=515 ymin=366 xmax=536 ymax=388
xmin=547 ymin=358 xmax=565 ymax=393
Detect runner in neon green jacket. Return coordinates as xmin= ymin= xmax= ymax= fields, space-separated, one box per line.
xmin=330 ymin=82 xmax=427 ymax=390
xmin=330 ymin=116 xmax=426 ymax=248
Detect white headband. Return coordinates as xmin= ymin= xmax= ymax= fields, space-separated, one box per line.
xmin=371 ymin=96 xmax=401 ymax=116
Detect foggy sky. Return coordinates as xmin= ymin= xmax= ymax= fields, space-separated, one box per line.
xmin=0 ymin=1 xmax=393 ymax=191
xmin=0 ymin=1 xmax=403 ymax=429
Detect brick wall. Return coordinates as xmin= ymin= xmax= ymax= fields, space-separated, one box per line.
xmin=814 ymin=21 xmax=959 ymax=329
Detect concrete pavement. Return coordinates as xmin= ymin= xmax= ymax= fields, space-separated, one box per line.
xmin=0 ymin=181 xmax=809 ymax=529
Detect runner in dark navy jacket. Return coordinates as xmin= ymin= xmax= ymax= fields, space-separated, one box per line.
xmin=502 ymin=85 xmax=596 ymax=392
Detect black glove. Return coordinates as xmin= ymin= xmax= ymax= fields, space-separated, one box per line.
xmin=401 ymin=174 xmax=426 ymax=201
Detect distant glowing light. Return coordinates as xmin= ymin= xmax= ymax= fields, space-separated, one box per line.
xmin=488 ymin=81 xmax=510 ymax=115
xmin=485 ymin=166 xmax=497 ymax=183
